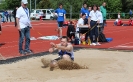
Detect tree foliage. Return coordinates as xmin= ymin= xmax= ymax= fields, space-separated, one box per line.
xmin=0 ymin=0 xmax=133 ymax=13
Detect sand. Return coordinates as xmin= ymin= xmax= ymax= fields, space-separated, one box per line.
xmin=0 ymin=49 xmax=133 ymax=82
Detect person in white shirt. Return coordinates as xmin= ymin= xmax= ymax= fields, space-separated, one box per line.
xmin=88 ymin=5 xmax=101 ymax=46
xmin=76 ymin=13 xmax=87 ymax=40
xmin=98 ymin=7 xmax=103 ymax=33
xmin=16 ymin=0 xmax=33 ymax=55
xmin=39 ymin=11 xmax=44 ymax=21
xmin=114 ymin=19 xmax=118 ymax=26
xmin=118 ymin=12 xmax=121 ymax=19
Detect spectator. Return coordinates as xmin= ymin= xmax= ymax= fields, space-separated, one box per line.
xmin=80 ymin=3 xmax=90 ymax=25
xmin=118 ymin=12 xmax=121 ymax=19
xmin=128 ymin=17 xmax=133 ymax=26
xmin=8 ymin=10 xmax=12 ymax=22
xmin=88 ymin=5 xmax=101 ymax=46
xmin=129 ymin=9 xmax=132 ymax=17
xmin=39 ymin=11 xmax=44 ymax=21
xmin=88 ymin=6 xmax=92 ymax=12
xmin=12 ymin=7 xmax=18 ymax=27
xmin=100 ymin=2 xmax=107 ymax=32
xmin=16 ymin=0 xmax=33 ymax=55
xmin=1 ymin=12 xmax=5 ymax=23
xmin=4 ymin=11 xmax=9 ymax=22
xmin=76 ymin=13 xmax=87 ymax=44
xmin=98 ymin=7 xmax=103 ymax=33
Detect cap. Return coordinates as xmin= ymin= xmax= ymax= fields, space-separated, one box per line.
xmin=22 ymin=0 xmax=28 ymax=4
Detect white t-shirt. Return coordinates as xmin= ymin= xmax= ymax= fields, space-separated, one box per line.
xmin=97 ymin=11 xmax=103 ymax=23
xmin=39 ymin=11 xmax=43 ymax=16
xmin=118 ymin=14 xmax=120 ymax=19
xmin=89 ymin=10 xmax=99 ymax=21
xmin=115 ymin=19 xmax=118 ymax=22
xmin=16 ymin=6 xmax=31 ymax=29
xmin=76 ymin=18 xmax=84 ymax=31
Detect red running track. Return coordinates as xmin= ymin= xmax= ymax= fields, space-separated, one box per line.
xmin=0 ymin=20 xmax=133 ymax=60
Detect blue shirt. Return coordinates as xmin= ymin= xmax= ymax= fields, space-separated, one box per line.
xmin=129 ymin=10 xmax=132 ymax=15
xmin=55 ymin=8 xmax=66 ymax=21
xmin=80 ymin=7 xmax=90 ymax=18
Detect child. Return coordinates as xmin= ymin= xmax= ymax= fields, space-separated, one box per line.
xmin=114 ymin=19 xmax=118 ymax=26
xmin=114 ymin=18 xmax=124 ymax=26
xmin=128 ymin=17 xmax=133 ymax=26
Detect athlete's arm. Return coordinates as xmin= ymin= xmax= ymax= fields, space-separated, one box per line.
xmin=64 ymin=14 xmax=66 ymax=20
xmin=88 ymin=16 xmax=91 ymax=28
xmin=53 ymin=9 xmax=58 ymax=17
xmin=49 ymin=43 xmax=60 ymax=53
xmin=55 ymin=44 xmax=73 ymax=51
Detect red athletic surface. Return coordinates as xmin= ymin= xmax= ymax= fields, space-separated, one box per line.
xmin=0 ymin=20 xmax=133 ymax=60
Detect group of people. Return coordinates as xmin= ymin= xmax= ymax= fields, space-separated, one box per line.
xmin=1 ymin=10 xmax=12 ymax=23
xmin=114 ymin=17 xmax=133 ymax=26
xmin=53 ymin=2 xmax=107 ymax=46
xmin=76 ymin=3 xmax=107 ymax=46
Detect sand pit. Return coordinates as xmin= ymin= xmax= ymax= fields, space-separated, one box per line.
xmin=0 ymin=49 xmax=133 ymax=82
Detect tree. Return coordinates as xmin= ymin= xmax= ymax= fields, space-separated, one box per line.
xmin=121 ymin=0 xmax=133 ymax=12
xmin=4 ymin=0 xmax=21 ymax=9
xmin=37 ymin=0 xmax=51 ymax=9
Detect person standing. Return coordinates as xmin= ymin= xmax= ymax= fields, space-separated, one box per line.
xmin=100 ymin=2 xmax=107 ymax=32
xmin=8 ymin=10 xmax=12 ymax=22
xmin=118 ymin=12 xmax=121 ymax=19
xmin=88 ymin=5 xmax=101 ymax=46
xmin=88 ymin=6 xmax=92 ymax=12
xmin=1 ymin=12 xmax=5 ymax=23
xmin=129 ymin=9 xmax=132 ymax=17
xmin=16 ymin=0 xmax=32 ymax=55
xmin=98 ymin=7 xmax=103 ymax=34
xmin=54 ymin=3 xmax=66 ymax=38
xmin=4 ymin=11 xmax=8 ymax=22
xmin=80 ymin=3 xmax=90 ymax=42
xmin=12 ymin=7 xmax=18 ymax=27
xmin=80 ymin=3 xmax=90 ymax=25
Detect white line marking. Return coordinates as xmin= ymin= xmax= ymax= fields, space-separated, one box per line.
xmin=116 ymin=46 xmax=133 ymax=48
xmin=105 ymin=28 xmax=133 ymax=34
xmin=2 ymin=23 xmax=57 ymax=27
xmin=108 ymin=42 xmax=133 ymax=49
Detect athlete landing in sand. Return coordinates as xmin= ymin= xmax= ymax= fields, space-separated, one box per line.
xmin=48 ymin=36 xmax=74 ymax=71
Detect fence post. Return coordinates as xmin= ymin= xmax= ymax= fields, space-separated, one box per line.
xmin=70 ymin=5 xmax=72 ymax=20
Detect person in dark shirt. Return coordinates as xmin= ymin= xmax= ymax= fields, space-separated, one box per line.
xmin=12 ymin=7 xmax=18 ymax=27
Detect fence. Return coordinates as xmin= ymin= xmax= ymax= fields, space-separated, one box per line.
xmin=66 ymin=13 xmax=131 ymax=20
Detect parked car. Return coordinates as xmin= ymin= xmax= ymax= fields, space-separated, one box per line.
xmin=30 ymin=9 xmax=55 ymax=20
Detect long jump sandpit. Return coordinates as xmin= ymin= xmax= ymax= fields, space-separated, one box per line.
xmin=0 ymin=49 xmax=133 ymax=82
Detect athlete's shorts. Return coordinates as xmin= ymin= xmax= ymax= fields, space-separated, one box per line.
xmin=58 ymin=21 xmax=64 ymax=27
xmin=54 ymin=56 xmax=74 ymax=61
xmin=53 ymin=50 xmax=74 ymax=61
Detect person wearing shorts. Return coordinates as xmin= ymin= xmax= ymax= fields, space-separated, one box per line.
xmin=48 ymin=36 xmax=74 ymax=70
xmin=54 ymin=3 xmax=66 ymax=38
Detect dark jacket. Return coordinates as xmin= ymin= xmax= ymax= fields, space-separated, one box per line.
xmin=12 ymin=9 xmax=17 ymax=18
